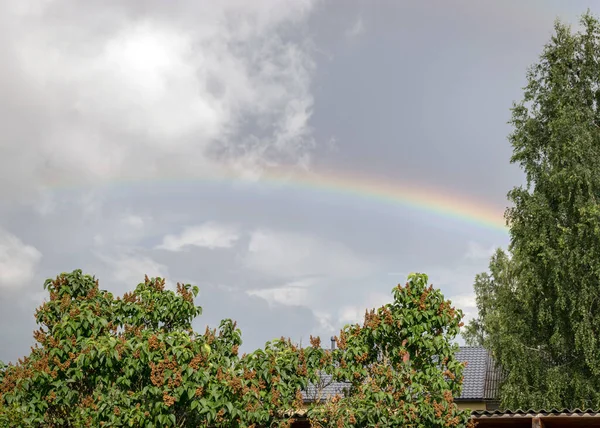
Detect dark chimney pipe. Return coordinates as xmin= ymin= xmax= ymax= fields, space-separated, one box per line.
xmin=330 ymin=336 xmax=336 ymax=351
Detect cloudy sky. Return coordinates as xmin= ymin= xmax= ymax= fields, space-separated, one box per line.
xmin=0 ymin=0 xmax=596 ymax=362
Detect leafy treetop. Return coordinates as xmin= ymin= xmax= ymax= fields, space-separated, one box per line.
xmin=1 ymin=270 xmax=471 ymax=427
xmin=465 ymin=12 xmax=600 ymax=410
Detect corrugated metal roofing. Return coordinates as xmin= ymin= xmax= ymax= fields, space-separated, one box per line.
xmin=472 ymin=409 xmax=600 ymax=417
xmin=287 ymin=409 xmax=600 ymax=423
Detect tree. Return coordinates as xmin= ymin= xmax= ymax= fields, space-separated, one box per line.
xmin=0 ymin=271 xmax=319 ymax=427
xmin=463 ymin=249 xmax=520 ymax=350
xmin=466 ymin=12 xmax=600 ymax=409
xmin=0 ymin=270 xmax=471 ymax=427
xmin=311 ymin=273 xmax=472 ymax=427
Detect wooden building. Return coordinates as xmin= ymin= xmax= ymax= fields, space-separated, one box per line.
xmin=472 ymin=409 xmax=600 ymax=428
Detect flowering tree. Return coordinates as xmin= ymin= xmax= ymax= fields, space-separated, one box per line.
xmin=308 ymin=273 xmax=472 ymax=427
xmin=0 ymin=270 xmax=471 ymax=427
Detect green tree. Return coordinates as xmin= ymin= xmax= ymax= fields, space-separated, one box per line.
xmin=467 ymin=12 xmax=600 ymax=409
xmin=0 ymin=271 xmax=318 ymax=427
xmin=463 ymin=249 xmax=520 ymax=350
xmin=310 ymin=273 xmax=472 ymax=427
xmin=0 ymin=270 xmax=470 ymax=427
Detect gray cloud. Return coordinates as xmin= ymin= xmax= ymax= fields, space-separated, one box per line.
xmin=2 ymin=0 xmax=596 ymax=362
xmin=0 ymin=0 xmax=317 ymax=203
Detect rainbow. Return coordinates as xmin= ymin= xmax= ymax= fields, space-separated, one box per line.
xmin=46 ymin=166 xmax=508 ymax=233
xmin=261 ymin=168 xmax=508 ymax=233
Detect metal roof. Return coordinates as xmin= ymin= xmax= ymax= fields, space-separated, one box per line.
xmin=302 ymin=346 xmax=502 ymax=402
xmin=472 ymin=409 xmax=600 ymax=418
xmin=287 ymin=408 xmax=600 ymax=425
xmin=456 ymin=346 xmax=502 ymax=401
xmin=301 ymin=373 xmax=349 ymax=403
xmin=471 ymin=409 xmax=600 ymax=427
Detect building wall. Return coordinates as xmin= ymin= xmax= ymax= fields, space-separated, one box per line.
xmin=456 ymin=400 xmax=487 ymax=411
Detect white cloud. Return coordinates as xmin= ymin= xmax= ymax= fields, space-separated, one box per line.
xmin=338 ymin=291 xmax=390 ymax=325
xmin=114 ymin=213 xmax=153 ymax=243
xmin=465 ymin=241 xmax=496 ymax=260
xmin=425 ymin=265 xmax=482 ymax=302
xmin=157 ymin=222 xmax=240 ymax=252
xmin=98 ymin=250 xmax=170 ymax=290
xmin=247 ymin=278 xmax=342 ymax=339
xmin=92 ymin=212 xmax=152 ymax=248
xmin=244 ymin=229 xmax=374 ymax=279
xmin=0 ymin=229 xmax=42 ymax=289
xmin=313 ymin=310 xmax=336 ymax=334
xmin=448 ymin=294 xmax=476 ymax=309
xmin=338 ymin=306 xmax=363 ymax=325
xmin=79 ymin=190 xmax=105 ymax=217
xmin=33 ymin=189 xmax=57 ymax=216
xmin=0 ymin=0 xmax=318 ymax=202
xmin=247 ymin=278 xmax=314 ymax=307
xmin=121 ymin=214 xmax=145 ymax=230
xmin=422 ymin=263 xmax=489 ymax=327
xmin=448 ymin=293 xmax=477 ymax=324
xmin=345 ymin=16 xmax=365 ymax=38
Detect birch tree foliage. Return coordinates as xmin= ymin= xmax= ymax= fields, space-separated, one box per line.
xmin=466 ymin=12 xmax=600 ymax=410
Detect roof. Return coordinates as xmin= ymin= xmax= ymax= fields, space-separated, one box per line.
xmin=301 ymin=373 xmax=349 ymax=403
xmin=456 ymin=346 xmax=502 ymax=401
xmin=287 ymin=409 xmax=600 ymax=428
xmin=302 ymin=346 xmax=502 ymax=402
xmin=473 ymin=409 xmax=600 ymax=417
xmin=472 ymin=409 xmax=600 ymax=428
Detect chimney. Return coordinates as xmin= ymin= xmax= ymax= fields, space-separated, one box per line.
xmin=330 ymin=336 xmax=336 ymax=351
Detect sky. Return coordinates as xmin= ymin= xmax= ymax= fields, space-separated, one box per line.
xmin=0 ymin=0 xmax=598 ymax=362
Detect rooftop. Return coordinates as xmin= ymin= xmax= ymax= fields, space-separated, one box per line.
xmin=457 ymin=346 xmax=502 ymax=401
xmin=302 ymin=346 xmax=502 ymax=403
xmin=472 ymin=409 xmax=600 ymax=428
